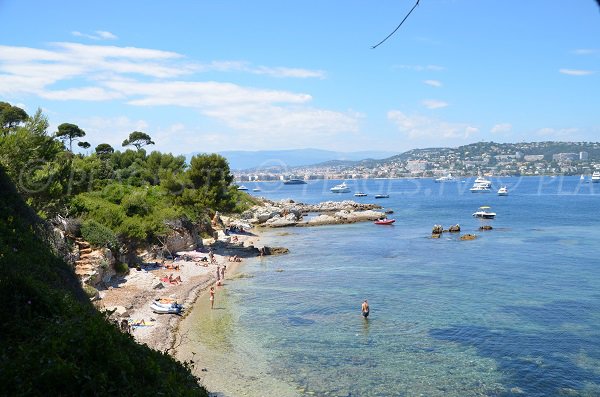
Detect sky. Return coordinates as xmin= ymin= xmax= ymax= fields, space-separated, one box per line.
xmin=0 ymin=0 xmax=599 ymax=156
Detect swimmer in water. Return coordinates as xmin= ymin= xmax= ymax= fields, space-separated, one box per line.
xmin=361 ymin=299 xmax=370 ymax=318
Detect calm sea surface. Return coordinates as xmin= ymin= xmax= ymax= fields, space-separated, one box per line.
xmin=184 ymin=177 xmax=600 ymax=397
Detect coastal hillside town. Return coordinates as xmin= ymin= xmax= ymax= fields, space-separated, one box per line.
xmin=234 ymin=141 xmax=600 ymax=181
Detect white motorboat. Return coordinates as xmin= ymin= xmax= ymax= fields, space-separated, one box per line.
xmin=374 ymin=194 xmax=389 ymax=199
xmin=592 ymin=171 xmax=600 ymax=183
xmin=252 ymin=188 xmax=261 ymax=192
xmin=236 ymin=185 xmax=249 ymax=191
xmin=473 ymin=176 xmax=492 ymax=187
xmin=354 ymin=192 xmax=367 ymax=197
xmin=497 ymin=186 xmax=508 ymax=196
xmin=435 ymin=174 xmax=456 ymax=183
xmin=472 ymin=206 xmax=496 ymax=219
xmin=470 ymin=176 xmax=492 ymax=192
xmin=330 ymin=182 xmax=350 ymax=193
xmin=150 ymin=302 xmax=183 ymax=314
xmin=470 ymin=184 xmax=491 ymax=193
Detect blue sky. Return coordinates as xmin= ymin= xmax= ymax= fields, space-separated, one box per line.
xmin=0 ymin=0 xmax=598 ymax=156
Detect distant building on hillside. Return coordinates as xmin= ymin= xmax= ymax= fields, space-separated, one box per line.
xmin=406 ymin=160 xmax=428 ymax=173
xmin=524 ymin=154 xmax=545 ymax=162
xmin=552 ymin=153 xmax=578 ymax=162
xmin=580 ymin=151 xmax=589 ymax=161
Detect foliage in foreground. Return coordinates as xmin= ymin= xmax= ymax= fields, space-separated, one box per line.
xmin=0 ymin=167 xmax=208 ymax=396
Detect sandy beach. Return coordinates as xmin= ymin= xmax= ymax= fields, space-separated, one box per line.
xmin=96 ymin=230 xmax=261 ymax=354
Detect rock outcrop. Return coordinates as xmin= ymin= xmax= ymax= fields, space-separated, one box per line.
xmin=241 ymin=198 xmax=384 ymax=227
xmin=73 ymin=238 xmax=116 ymax=287
xmin=162 ymin=218 xmax=203 ymax=253
xmin=448 ymin=224 xmax=461 ymax=233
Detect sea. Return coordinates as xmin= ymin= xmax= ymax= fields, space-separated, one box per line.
xmin=179 ymin=176 xmax=600 ymax=397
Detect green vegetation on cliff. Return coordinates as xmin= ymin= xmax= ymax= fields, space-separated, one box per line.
xmin=0 ymin=100 xmax=261 ymax=395
xmin=0 ymin=102 xmax=257 ymax=252
xmin=0 ymin=166 xmax=208 ymax=396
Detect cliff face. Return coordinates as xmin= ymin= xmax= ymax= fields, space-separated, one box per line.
xmin=0 ymin=166 xmax=208 ymax=396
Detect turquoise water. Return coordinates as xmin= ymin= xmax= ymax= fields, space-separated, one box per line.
xmin=197 ymin=177 xmax=600 ymax=396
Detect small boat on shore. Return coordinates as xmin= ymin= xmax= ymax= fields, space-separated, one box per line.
xmin=472 ymin=206 xmax=496 ymax=219
xmin=150 ymin=301 xmax=183 ymax=314
xmin=374 ymin=194 xmax=389 ymax=199
xmin=374 ymin=218 xmax=396 ymax=225
xmin=354 ymin=192 xmax=367 ymax=197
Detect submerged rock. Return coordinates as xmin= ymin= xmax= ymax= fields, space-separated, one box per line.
xmin=460 ymin=234 xmax=477 ymax=241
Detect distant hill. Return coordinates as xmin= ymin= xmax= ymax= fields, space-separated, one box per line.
xmin=192 ymin=148 xmax=396 ymax=170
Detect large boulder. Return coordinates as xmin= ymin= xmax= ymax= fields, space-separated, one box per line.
xmin=306 ymin=214 xmax=339 ymax=226
xmin=448 ymin=224 xmax=461 ymax=233
xmin=162 ymin=218 xmax=202 ymax=253
xmin=264 ymin=214 xmax=298 ymax=228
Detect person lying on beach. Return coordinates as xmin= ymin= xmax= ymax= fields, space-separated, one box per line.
xmin=160 ymin=274 xmax=182 ymax=284
xmin=169 ymin=274 xmax=182 ymax=284
xmin=228 ymin=255 xmax=242 ymax=262
xmin=163 ymin=263 xmax=180 ymax=270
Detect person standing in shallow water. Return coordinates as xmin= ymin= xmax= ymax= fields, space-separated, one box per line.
xmin=361 ymin=300 xmax=370 ymax=318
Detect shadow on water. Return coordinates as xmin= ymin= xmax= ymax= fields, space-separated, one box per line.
xmin=430 ymin=300 xmax=600 ymax=396
xmin=502 ymin=299 xmax=600 ymax=328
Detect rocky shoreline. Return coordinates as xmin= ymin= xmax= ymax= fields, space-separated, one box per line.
xmin=88 ymin=199 xmax=381 ymax=358
xmin=240 ymin=199 xmax=385 ymax=228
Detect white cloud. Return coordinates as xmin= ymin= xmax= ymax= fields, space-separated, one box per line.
xmin=535 ymin=127 xmax=579 ymax=139
xmin=559 ymin=69 xmax=594 ymax=76
xmin=71 ymin=30 xmax=118 ymax=40
xmin=193 ymin=61 xmax=326 ymax=79
xmin=388 ymin=111 xmax=479 ymax=141
xmin=0 ymin=41 xmax=355 ymax=150
xmin=424 ymin=79 xmax=442 ymax=87
xmin=40 ymin=86 xmax=124 ymax=101
xmin=79 ymin=116 xmax=150 ymax=148
xmin=395 ymin=64 xmax=446 ymax=72
xmin=572 ymin=49 xmax=598 ymax=56
xmin=491 ymin=123 xmax=512 ymax=134
xmin=421 ymin=99 xmax=448 ymax=109
xmin=253 ymin=66 xmax=326 ymax=79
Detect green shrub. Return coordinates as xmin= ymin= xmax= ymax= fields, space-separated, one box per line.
xmin=81 ymin=219 xmax=118 ymax=249
xmin=83 ymin=284 xmax=99 ymax=299
xmin=114 ymin=262 xmax=129 ymax=274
